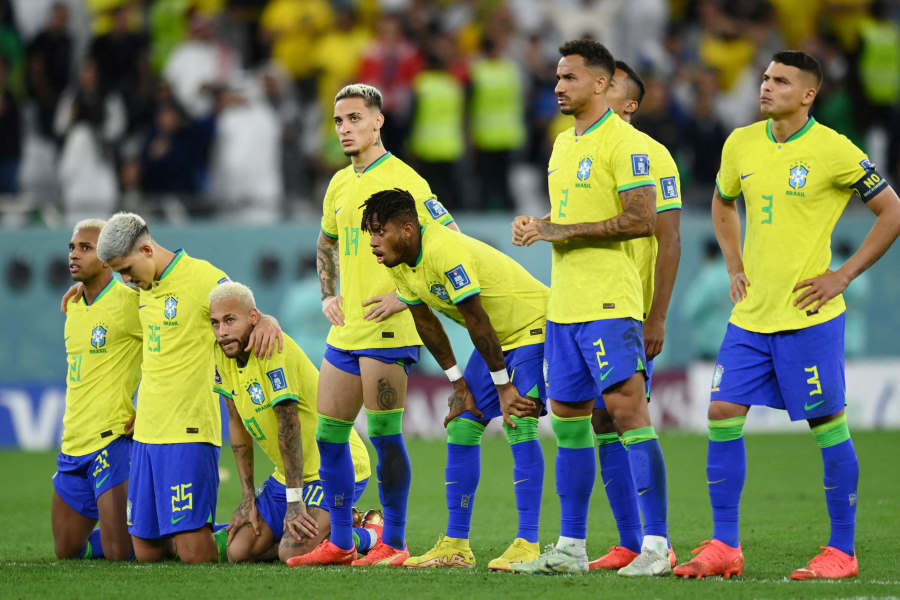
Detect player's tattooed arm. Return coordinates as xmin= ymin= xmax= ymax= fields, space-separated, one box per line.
xmin=317 ymin=231 xmax=345 ymax=326
xmin=226 ymin=397 xmax=260 ymax=540
xmin=274 ymin=401 xmax=318 ymax=540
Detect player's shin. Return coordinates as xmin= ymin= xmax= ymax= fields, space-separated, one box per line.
xmin=813 ymin=415 xmax=858 ymax=556
xmin=596 ymin=432 xmax=642 ymax=553
xmin=367 ymin=408 xmax=411 ymax=549
xmin=622 ymin=426 xmax=668 ymax=550
xmin=505 ymin=416 xmax=543 ymax=543
xmin=445 ymin=418 xmax=484 ymax=540
xmin=316 ymin=414 xmax=357 ymax=551
xmin=551 ymin=414 xmax=595 ymax=553
xmin=707 ymin=416 xmax=746 ymax=548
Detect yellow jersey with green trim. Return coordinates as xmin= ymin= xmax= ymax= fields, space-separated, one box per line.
xmin=213 ymin=335 xmax=370 ymax=485
xmin=716 ymin=117 xmax=885 ymax=333
xmin=62 ymin=278 xmax=142 ymax=456
xmin=390 ymin=224 xmax=548 ymax=351
xmin=135 ymin=250 xmax=229 ymax=445
xmin=546 ymin=109 xmax=655 ymax=323
xmin=321 ymin=152 xmax=455 ymax=350
xmin=627 ymin=132 xmax=682 ymax=316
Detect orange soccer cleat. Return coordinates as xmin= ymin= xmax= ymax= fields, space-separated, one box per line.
xmin=286 ymin=539 xmax=356 ymax=567
xmin=351 ymin=539 xmax=410 ymax=566
xmin=588 ymin=546 xmax=640 ymax=570
xmin=673 ymin=539 xmax=743 ymax=579
xmin=790 ymin=546 xmax=858 ymax=580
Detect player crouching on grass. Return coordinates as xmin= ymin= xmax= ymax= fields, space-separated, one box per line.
xmin=209 ymin=281 xmax=379 ymax=564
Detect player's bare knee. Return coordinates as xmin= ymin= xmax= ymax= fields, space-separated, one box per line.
xmin=592 ymin=408 xmax=616 ymax=435
xmin=54 ymin=539 xmax=84 ymax=559
xmin=708 ymin=400 xmax=748 ymax=421
xmin=103 ymin=538 xmax=133 ymax=561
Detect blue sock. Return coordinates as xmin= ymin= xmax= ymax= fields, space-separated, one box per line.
xmin=80 ymin=528 xmax=104 ymax=559
xmin=813 ymin=416 xmax=857 ymax=556
xmin=317 ymin=438 xmax=355 ymax=550
xmin=622 ymin=429 xmax=668 ymax=540
xmin=445 ymin=443 xmax=480 ymax=539
xmin=551 ymin=415 xmax=595 ymax=540
xmin=368 ymin=409 xmax=411 ymax=549
xmin=506 ymin=416 xmax=543 ymax=544
xmin=707 ymin=417 xmax=747 ymax=548
xmin=596 ymin=434 xmax=641 ymax=552
xmin=353 ymin=527 xmax=376 ymax=553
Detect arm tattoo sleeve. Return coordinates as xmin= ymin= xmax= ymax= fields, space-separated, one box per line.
xmin=317 ymin=231 xmax=340 ymax=300
xmin=274 ymin=401 xmax=303 ymax=491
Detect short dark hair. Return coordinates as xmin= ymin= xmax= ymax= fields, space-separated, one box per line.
xmin=360 ymin=188 xmax=419 ymax=232
xmin=615 ymin=60 xmax=645 ymax=105
xmin=771 ymin=51 xmax=822 ymax=87
xmin=559 ymin=39 xmax=615 ymax=78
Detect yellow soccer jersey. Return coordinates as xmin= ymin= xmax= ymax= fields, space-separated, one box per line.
xmin=627 ymin=132 xmax=682 ymax=317
xmin=135 ymin=250 xmax=229 ymax=445
xmin=321 ymin=152 xmax=455 ymax=350
xmin=391 ymin=225 xmax=548 ymax=351
xmin=546 ymin=109 xmax=655 ymax=323
xmin=62 ymin=279 xmax=142 ymax=456
xmin=213 ymin=336 xmax=370 ymax=485
xmin=716 ymin=117 xmax=886 ymax=333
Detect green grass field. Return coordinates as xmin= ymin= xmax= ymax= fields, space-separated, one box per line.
xmin=2 ymin=431 xmax=899 ymax=599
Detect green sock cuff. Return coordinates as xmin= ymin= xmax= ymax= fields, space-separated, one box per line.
xmin=366 ymin=408 xmax=404 ymax=437
xmin=595 ymin=432 xmax=620 ymax=446
xmin=621 ymin=426 xmax=658 ymax=447
xmin=551 ymin=414 xmax=594 ymax=449
xmin=812 ymin=414 xmax=851 ymax=448
xmin=504 ymin=416 xmax=538 ymax=445
xmin=446 ymin=417 xmax=485 ymax=446
xmin=316 ymin=414 xmax=354 ymax=443
xmin=708 ymin=416 xmax=746 ymax=442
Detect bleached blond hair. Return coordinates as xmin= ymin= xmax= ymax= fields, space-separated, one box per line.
xmin=97 ymin=212 xmax=150 ymax=262
xmin=334 ymin=83 xmax=383 ymax=111
xmin=209 ymin=281 xmax=256 ymax=310
xmin=72 ymin=218 xmax=107 ymax=235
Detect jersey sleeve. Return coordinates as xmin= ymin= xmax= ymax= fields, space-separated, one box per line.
xmin=409 ymin=174 xmax=455 ymax=226
xmin=263 ymin=352 xmax=300 ymax=406
xmin=120 ymin=286 xmax=143 ymax=340
xmin=212 ymin=347 xmax=233 ymax=399
xmin=320 ymin=176 xmax=339 ymax=238
xmin=612 ymin=128 xmax=656 ymax=194
xmin=829 ymin=135 xmax=889 ymax=203
xmin=432 ymin=236 xmax=481 ymax=304
xmin=715 ymin=131 xmax=742 ymax=200
xmin=654 ymin=143 xmax=682 ymax=213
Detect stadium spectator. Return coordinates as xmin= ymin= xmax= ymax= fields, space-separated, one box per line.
xmin=25 ymin=1 xmax=73 ymax=139
xmin=683 ymin=68 xmax=729 ymax=187
xmin=0 ymin=0 xmax=24 ymax=98
xmin=0 ymin=54 xmax=22 ymax=193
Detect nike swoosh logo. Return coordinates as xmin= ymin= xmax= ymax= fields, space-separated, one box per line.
xmin=599 ymin=367 xmax=614 ymax=381
xmin=547 ymin=168 xmax=558 ymax=176
xmin=707 ymin=478 xmax=726 ymax=485
xmin=445 ymin=481 xmax=457 ymax=486
xmin=171 ymin=514 xmax=187 ymax=524
xmin=138 ymin=305 xmax=146 ymax=309
xmin=95 ymin=473 xmax=110 ymax=488
xmin=637 ymin=488 xmax=651 ymax=496
xmin=513 ymin=479 xmax=528 ymax=485
xmin=804 ymin=399 xmax=825 ymax=411
xmin=334 ymin=207 xmax=342 ymax=215
xmin=64 ymin=336 xmax=70 ymax=342
xmin=740 ymin=172 xmax=754 ymax=180
xmin=824 ymin=485 xmax=839 ymax=490
xmin=604 ymin=478 xmax=613 ymax=488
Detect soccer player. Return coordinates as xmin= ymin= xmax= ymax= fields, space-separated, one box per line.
xmin=293 ymin=83 xmax=459 ymax=567
xmin=360 ymin=189 xmax=545 ymax=570
xmin=53 ymin=219 xmax=141 ymax=561
xmin=673 ymin=51 xmax=900 ymax=580
xmin=208 ymin=281 xmax=375 ymax=564
xmin=94 ymin=212 xmax=282 ymax=563
xmin=588 ymin=61 xmax=682 ymax=571
xmin=509 ymin=40 xmax=669 ymax=576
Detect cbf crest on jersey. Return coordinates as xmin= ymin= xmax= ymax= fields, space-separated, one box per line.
xmin=247 ymin=380 xmax=266 ymax=405
xmin=711 ymin=364 xmax=725 ymax=391
xmin=577 ymin=157 xmax=593 ymax=181
xmin=789 ymin=162 xmax=810 ymax=190
xmin=164 ymin=295 xmax=178 ymax=320
xmin=429 ymin=282 xmax=450 ymax=301
xmin=90 ymin=323 xmax=108 ymax=352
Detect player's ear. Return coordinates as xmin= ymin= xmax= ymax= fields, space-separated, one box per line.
xmin=248 ymin=307 xmax=260 ymax=325
xmin=373 ymin=110 xmax=384 ymax=130
xmin=802 ymin=86 xmax=817 ymax=107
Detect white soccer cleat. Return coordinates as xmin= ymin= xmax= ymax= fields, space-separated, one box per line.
xmin=617 ymin=547 xmax=673 ymax=577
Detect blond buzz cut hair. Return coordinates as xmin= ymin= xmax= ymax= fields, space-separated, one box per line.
xmin=334 ymin=83 xmax=383 ymax=111
xmin=209 ymin=281 xmax=256 ymax=310
xmin=72 ymin=218 xmax=107 ymax=235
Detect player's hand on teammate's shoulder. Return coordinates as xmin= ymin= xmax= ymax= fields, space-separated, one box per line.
xmin=246 ymin=314 xmax=284 ymax=358
xmin=60 ymin=282 xmax=85 ymax=313
xmin=793 ymin=269 xmax=849 ymax=313
xmin=284 ymin=502 xmax=318 ymax=540
xmin=497 ymin=384 xmax=535 ymax=429
xmin=227 ymin=493 xmax=260 ymax=543
xmin=322 ymin=295 xmax=345 ymax=327
xmin=444 ymin=379 xmax=484 ymax=428
xmin=728 ymin=271 xmax=750 ymax=304
xmin=362 ymin=291 xmax=408 ymax=322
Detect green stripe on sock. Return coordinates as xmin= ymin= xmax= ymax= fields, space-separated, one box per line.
xmin=316 ymin=414 xmax=354 ymax=443
xmin=366 ymin=408 xmax=404 ymax=437
xmin=447 ymin=417 xmax=485 ymax=445
xmin=504 ymin=416 xmax=538 ymax=445
xmin=708 ymin=417 xmax=746 ymax=442
xmin=812 ymin=414 xmax=851 ymax=448
xmin=551 ymin=414 xmax=594 ymax=449
xmin=80 ymin=540 xmax=92 ymax=559
xmin=595 ymin=432 xmax=620 ymax=446
xmin=621 ymin=426 xmax=658 ymax=447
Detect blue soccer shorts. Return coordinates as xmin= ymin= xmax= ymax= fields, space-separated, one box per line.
xmin=458 ymin=342 xmax=547 ymax=421
xmin=324 ymin=344 xmax=419 ymax=376
xmin=255 ymin=476 xmax=369 ymax=540
xmin=710 ymin=314 xmax=846 ymax=421
xmin=127 ymin=441 xmax=220 ymax=539
xmin=53 ymin=436 xmax=132 ymax=519
xmin=544 ymin=318 xmax=647 ymax=404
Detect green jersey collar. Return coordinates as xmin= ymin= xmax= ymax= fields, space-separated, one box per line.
xmin=766 ymin=117 xmax=816 ymax=144
xmin=414 ymin=225 xmax=426 ymax=267
xmin=84 ymin=276 xmax=115 ymax=306
xmin=158 ymin=248 xmax=185 ymax=281
xmin=575 ymin=108 xmax=613 ymax=137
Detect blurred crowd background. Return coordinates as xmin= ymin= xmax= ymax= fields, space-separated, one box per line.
xmin=0 ymin=0 xmax=897 ymax=227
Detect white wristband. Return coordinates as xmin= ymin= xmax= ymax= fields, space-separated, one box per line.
xmin=285 ymin=487 xmax=303 ymax=503
xmin=444 ymin=365 xmax=463 ymax=382
xmin=490 ymin=368 xmax=510 ymax=386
